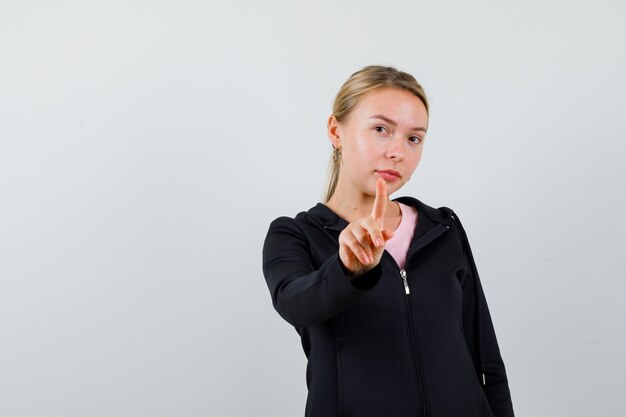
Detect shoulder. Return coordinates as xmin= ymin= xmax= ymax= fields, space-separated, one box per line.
xmin=265 ymin=215 xmax=306 ymax=239
xmin=265 ymin=203 xmax=327 ymax=239
xmin=263 ymin=204 xmax=338 ymax=260
xmin=268 ymin=202 xmax=344 ymax=231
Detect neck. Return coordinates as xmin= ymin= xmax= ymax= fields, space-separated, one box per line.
xmin=326 ymin=177 xmax=400 ymax=224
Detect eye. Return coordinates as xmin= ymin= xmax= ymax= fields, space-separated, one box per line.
xmin=408 ymin=135 xmax=422 ymax=144
xmin=374 ymin=125 xmax=388 ymax=134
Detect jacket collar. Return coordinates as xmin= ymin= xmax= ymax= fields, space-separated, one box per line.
xmin=300 ymin=196 xmax=454 ymax=231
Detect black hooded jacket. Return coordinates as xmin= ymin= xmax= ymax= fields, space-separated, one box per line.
xmin=262 ymin=196 xmax=514 ymax=417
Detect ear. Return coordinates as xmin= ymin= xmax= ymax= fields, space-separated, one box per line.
xmin=327 ymin=115 xmax=342 ymax=148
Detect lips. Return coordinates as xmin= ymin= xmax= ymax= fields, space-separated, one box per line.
xmin=376 ymin=170 xmax=401 ymax=181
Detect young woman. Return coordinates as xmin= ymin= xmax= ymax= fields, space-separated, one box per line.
xmin=262 ymin=65 xmax=514 ymax=417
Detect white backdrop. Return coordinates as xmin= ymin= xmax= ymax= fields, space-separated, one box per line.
xmin=1 ymin=1 xmax=625 ymax=416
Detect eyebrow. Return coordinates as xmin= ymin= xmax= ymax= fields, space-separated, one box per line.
xmin=369 ymin=114 xmax=427 ymax=132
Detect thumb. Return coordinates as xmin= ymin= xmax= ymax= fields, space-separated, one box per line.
xmin=382 ymin=229 xmax=394 ymax=242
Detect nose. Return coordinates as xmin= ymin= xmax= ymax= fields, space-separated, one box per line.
xmin=385 ymin=135 xmax=404 ymax=161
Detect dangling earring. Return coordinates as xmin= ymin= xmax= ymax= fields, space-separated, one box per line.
xmin=332 ymin=145 xmax=342 ymax=165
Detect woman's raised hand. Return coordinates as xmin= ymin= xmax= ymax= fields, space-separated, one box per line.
xmin=338 ymin=178 xmax=395 ymax=277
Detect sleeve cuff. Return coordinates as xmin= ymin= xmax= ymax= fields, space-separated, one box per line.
xmin=336 ymin=255 xmax=383 ymax=290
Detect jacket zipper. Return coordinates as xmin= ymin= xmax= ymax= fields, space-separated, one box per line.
xmin=387 ymin=222 xmax=450 ymax=417
xmin=386 ymin=255 xmax=428 ymax=417
xmin=400 ymin=269 xmax=410 ymax=294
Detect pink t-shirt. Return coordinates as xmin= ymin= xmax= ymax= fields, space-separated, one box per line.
xmin=385 ymin=202 xmax=419 ymax=269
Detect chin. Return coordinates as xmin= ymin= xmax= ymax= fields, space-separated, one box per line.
xmin=385 ymin=182 xmax=401 ymax=196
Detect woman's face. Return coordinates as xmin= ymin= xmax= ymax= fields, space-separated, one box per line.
xmin=328 ymin=87 xmax=429 ymax=197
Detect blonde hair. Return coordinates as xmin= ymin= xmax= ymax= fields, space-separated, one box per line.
xmin=324 ymin=65 xmax=429 ymax=202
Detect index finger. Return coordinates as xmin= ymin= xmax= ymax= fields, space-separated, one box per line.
xmin=371 ymin=178 xmax=387 ymax=226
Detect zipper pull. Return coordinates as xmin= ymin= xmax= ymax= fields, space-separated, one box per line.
xmin=400 ymin=269 xmax=410 ymax=295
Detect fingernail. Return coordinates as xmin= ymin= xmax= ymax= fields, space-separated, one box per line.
xmin=376 ymin=239 xmax=382 ymax=247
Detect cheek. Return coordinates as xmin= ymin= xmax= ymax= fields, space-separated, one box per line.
xmin=351 ymin=136 xmax=379 ymax=160
xmin=415 ymin=149 xmax=424 ymax=165
xmin=406 ymin=148 xmax=423 ymax=171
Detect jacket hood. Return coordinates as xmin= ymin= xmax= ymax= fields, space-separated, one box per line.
xmin=299 ymin=196 xmax=455 ymax=230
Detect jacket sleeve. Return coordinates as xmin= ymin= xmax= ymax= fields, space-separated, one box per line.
xmin=452 ymin=210 xmax=515 ymax=417
xmin=262 ymin=216 xmax=383 ymax=328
